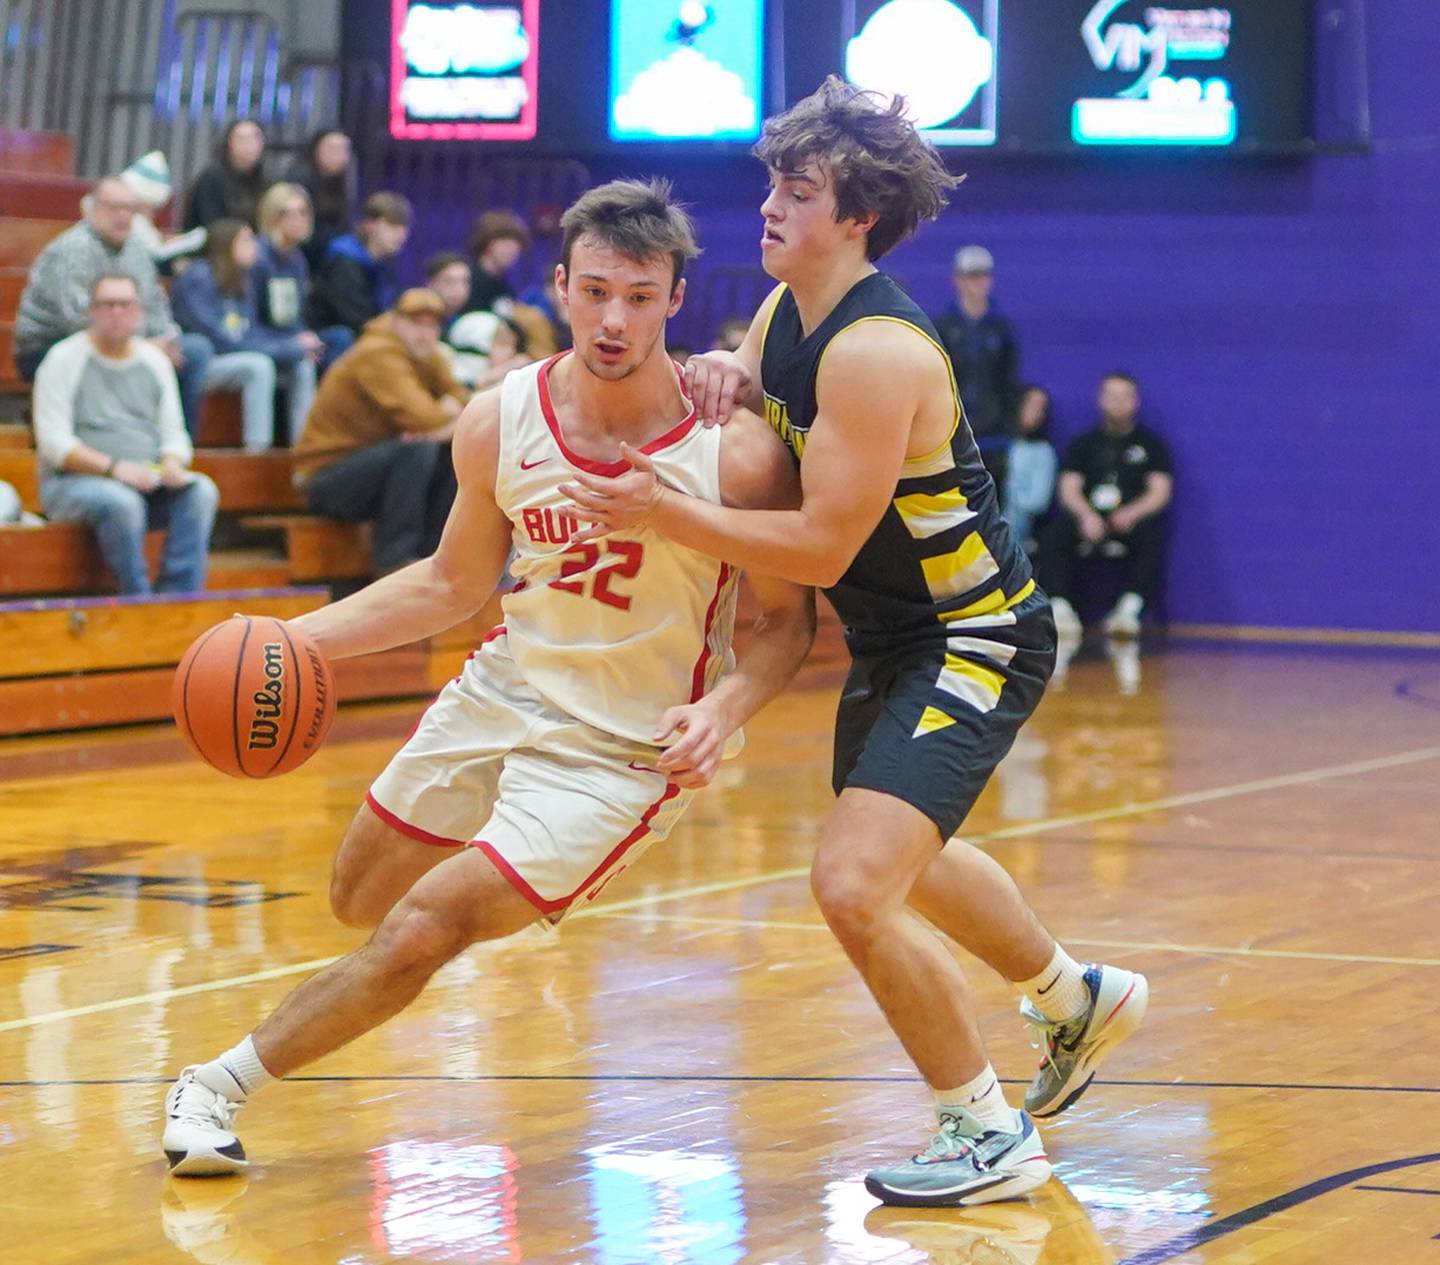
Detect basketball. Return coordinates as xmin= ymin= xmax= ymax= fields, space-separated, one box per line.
xmin=172 ymin=615 xmax=336 ymax=779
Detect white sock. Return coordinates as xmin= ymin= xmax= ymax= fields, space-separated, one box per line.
xmin=936 ymin=1065 xmax=1021 ymax=1135
xmin=1017 ymin=945 xmax=1090 ymax=1023
xmin=196 ymin=1035 xmax=275 ymax=1102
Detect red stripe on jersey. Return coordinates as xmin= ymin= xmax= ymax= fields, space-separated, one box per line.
xmin=473 ymin=779 xmax=684 ymax=914
xmin=689 ymin=563 xmax=732 ymax=702
xmin=482 ymin=625 xmax=507 ymax=644
xmin=537 ymin=351 xmax=698 ymax=476
xmin=365 ymin=791 xmax=467 ymax=848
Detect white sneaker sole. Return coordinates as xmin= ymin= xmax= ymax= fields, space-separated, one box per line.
xmin=865 ymin=1135 xmax=1053 ymax=1208
xmin=165 ymin=1145 xmax=248 ymax=1177
xmin=1030 ymin=971 xmax=1149 ymax=1119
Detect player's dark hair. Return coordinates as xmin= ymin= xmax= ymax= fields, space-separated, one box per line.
xmin=1102 ymin=371 xmax=1140 ymax=390
xmin=754 ymin=75 xmax=960 ymax=260
xmin=560 ymin=178 xmax=700 ymax=292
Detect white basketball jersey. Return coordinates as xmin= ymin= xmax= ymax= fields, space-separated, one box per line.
xmin=492 ymin=355 xmax=742 ymax=744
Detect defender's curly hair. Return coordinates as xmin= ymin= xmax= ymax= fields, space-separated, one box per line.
xmin=755 ymin=76 xmax=961 ymax=260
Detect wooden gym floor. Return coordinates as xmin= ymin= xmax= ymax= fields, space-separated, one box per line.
xmin=1 ymin=638 xmax=1438 ymax=1264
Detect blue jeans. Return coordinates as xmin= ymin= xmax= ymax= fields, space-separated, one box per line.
xmin=41 ymin=472 xmax=219 ymax=594
xmin=318 ymin=326 xmax=355 ymax=374
xmin=175 ymin=333 xmax=215 ymax=439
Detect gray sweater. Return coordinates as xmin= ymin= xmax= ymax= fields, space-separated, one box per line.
xmin=14 ymin=222 xmax=176 ymax=354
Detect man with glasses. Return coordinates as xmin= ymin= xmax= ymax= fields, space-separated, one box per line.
xmin=13 ymin=176 xmax=214 ymax=435
xmin=31 ymin=274 xmax=219 ymax=595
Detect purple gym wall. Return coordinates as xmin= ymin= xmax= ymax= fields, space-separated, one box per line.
xmin=378 ymin=3 xmax=1440 ymax=636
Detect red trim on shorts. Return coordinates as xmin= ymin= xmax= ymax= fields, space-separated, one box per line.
xmin=473 ymin=779 xmax=684 ymax=914
xmin=364 ymin=791 xmax=466 ymax=848
xmin=688 ymin=563 xmax=732 ymax=702
xmin=482 ymin=625 xmax=507 ymax=644
xmin=537 ymin=352 xmax=698 ymax=476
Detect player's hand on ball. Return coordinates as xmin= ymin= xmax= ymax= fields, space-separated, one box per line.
xmin=653 ymin=699 xmax=730 ymax=789
xmin=684 ymin=351 xmax=750 ymax=427
xmin=563 ymin=443 xmax=664 ymax=542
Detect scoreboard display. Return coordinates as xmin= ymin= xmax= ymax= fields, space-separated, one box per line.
xmin=382 ymin=0 xmax=1311 ymax=154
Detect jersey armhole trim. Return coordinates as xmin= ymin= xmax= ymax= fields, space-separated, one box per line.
xmin=757 ymin=284 xmax=787 ymax=361
xmin=814 ymin=315 xmax=962 ymax=470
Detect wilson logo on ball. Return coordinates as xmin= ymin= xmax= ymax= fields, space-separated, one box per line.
xmin=247 ymin=642 xmax=286 ymax=751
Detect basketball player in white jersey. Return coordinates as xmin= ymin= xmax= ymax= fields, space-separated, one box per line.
xmin=160 ymin=180 xmax=815 ymax=1176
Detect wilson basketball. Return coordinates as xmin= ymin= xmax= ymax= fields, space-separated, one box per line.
xmin=172 ymin=615 xmax=336 ymax=778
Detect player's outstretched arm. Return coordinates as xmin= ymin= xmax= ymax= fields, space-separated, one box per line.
xmin=655 ymin=413 xmax=816 ymax=789
xmin=289 ymin=391 xmax=512 ymax=660
xmin=564 ymin=321 xmax=923 ymax=588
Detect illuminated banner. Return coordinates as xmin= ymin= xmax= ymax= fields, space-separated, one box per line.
xmin=844 ymin=0 xmax=999 ymax=146
xmin=390 ymin=0 xmax=540 ymax=140
xmin=609 ymin=0 xmax=764 ymax=142
xmin=1073 ymin=2 xmax=1237 ymax=144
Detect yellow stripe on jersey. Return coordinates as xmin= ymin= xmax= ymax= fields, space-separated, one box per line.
xmin=921 ymin=531 xmax=1000 ymax=602
xmin=936 ymin=654 xmax=1006 ymax=714
xmin=913 ymin=705 xmax=957 ymax=737
xmin=938 ymin=578 xmax=1037 ymax=625
xmin=894 ymin=487 xmax=975 ymax=540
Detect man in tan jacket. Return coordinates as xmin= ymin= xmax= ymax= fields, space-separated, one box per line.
xmin=295 ymin=288 xmax=470 ymax=572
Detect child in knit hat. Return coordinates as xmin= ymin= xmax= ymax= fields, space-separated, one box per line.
xmin=116 ymin=151 xmax=207 ymax=265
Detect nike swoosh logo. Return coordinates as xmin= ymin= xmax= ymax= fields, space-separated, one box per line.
xmin=627 ymin=760 xmax=666 ymax=775
xmin=1036 ymin=970 xmax=1061 ymax=995
xmin=519 ymin=456 xmax=550 ymax=470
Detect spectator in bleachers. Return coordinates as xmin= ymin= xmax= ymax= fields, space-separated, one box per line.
xmin=285 ymin=129 xmax=357 ymax=270
xmin=293 ymin=288 xmax=469 ymax=573
xmin=464 ymin=210 xmax=531 ymax=314
xmin=518 ymin=266 xmax=571 ymax=354
xmin=445 ymin=309 xmax=532 ymax=390
xmin=932 ymin=244 xmax=1019 ymax=486
xmin=424 ymin=250 xmax=473 ymax=334
xmin=32 ymin=274 xmax=219 ymax=595
xmin=308 ymin=193 xmax=413 ymax=338
xmin=113 ymin=150 xmax=201 ymax=267
xmin=13 ymin=176 xmax=213 ymax=436
xmin=1036 ymin=372 xmax=1173 ymax=639
xmin=183 ymin=119 xmax=268 ymax=231
xmin=711 ymin=317 xmax=750 ymax=353
xmin=172 ymin=219 xmax=316 ymax=450
xmin=1003 ymin=385 xmax=1058 ymax=551
xmin=253 ymin=183 xmax=354 ymax=371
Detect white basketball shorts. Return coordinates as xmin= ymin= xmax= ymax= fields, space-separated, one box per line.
xmin=366 ymin=630 xmax=694 ymax=924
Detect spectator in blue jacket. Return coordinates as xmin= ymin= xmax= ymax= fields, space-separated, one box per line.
xmin=254 ymin=183 xmax=354 ymax=372
xmin=1003 ymin=385 xmax=1058 ymax=551
xmin=173 ymin=219 xmax=316 ymax=450
xmin=308 ymin=193 xmax=412 ymax=337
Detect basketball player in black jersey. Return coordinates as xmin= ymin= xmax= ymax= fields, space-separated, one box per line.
xmin=564 ymin=79 xmax=1149 ymax=1207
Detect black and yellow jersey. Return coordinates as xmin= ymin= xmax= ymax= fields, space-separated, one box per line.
xmin=759 ymin=272 xmax=1039 ymax=655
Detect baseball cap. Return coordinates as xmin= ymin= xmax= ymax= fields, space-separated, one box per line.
xmin=394 ymin=288 xmax=447 ymax=320
xmin=953 ymin=245 xmax=995 ymax=275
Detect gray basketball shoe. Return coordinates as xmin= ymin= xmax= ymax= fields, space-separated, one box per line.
xmin=864 ymin=1106 xmax=1052 ymax=1207
xmin=1021 ymin=964 xmax=1148 ymax=1118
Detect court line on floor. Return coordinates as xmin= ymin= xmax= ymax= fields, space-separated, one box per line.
xmin=589 ymin=912 xmax=1440 ymax=968
xmin=2 ymin=1074 xmax=1438 ymax=1094
xmin=3 ymin=742 xmax=1437 ymax=1036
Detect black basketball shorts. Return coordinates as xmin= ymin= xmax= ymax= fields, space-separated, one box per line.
xmin=832 ymin=605 xmax=1056 ymax=840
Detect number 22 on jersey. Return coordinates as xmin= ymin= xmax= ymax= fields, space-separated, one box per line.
xmin=550 ymin=540 xmax=645 ymax=611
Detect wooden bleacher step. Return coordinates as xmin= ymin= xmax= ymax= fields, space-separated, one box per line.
xmin=0 ymin=130 xmax=75 ymax=177
xmin=242 ymin=514 xmax=373 ymax=581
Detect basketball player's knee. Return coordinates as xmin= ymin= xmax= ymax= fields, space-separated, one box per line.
xmin=373 ymin=903 xmax=469 ymax=981
xmin=329 ymin=871 xmax=378 ymax=929
xmin=811 ymin=859 xmax=883 ymax=944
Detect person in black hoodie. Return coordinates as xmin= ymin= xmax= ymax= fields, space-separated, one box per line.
xmin=285 ymin=129 xmax=357 ymax=271
xmin=309 ymin=193 xmax=413 ymax=336
xmin=183 ymin=119 xmax=268 ymax=231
